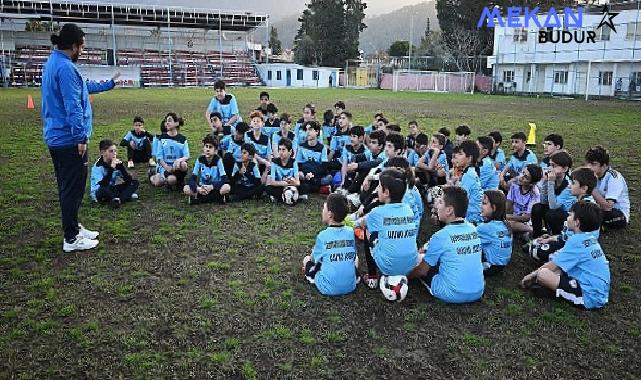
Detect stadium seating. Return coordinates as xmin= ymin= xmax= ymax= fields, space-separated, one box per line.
xmin=4 ymin=45 xmax=263 ymax=87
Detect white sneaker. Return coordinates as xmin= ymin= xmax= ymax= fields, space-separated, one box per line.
xmin=63 ymin=236 xmax=99 ymax=253
xmin=128 ymin=161 xmax=134 ymax=168
xmin=131 ymin=193 xmax=139 ymax=200
xmin=299 ymin=194 xmax=309 ymax=201
xmin=78 ymin=224 xmax=99 ymax=240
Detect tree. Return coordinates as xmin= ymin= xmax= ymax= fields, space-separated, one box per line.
xmin=269 ymin=27 xmax=282 ymax=55
xmin=388 ymin=40 xmax=415 ymax=57
xmin=293 ymin=0 xmax=367 ymax=67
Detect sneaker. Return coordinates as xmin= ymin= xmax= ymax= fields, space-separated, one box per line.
xmin=334 ymin=187 xmax=348 ymax=196
xmin=299 ymin=194 xmax=309 ymax=201
xmin=188 ymin=196 xmax=199 ymax=205
xmin=269 ymin=195 xmax=276 ymax=203
xmin=319 ymin=185 xmax=331 ymax=195
xmin=78 ymin=224 xmax=99 ymax=240
xmin=131 ymin=193 xmax=139 ymax=201
xmin=63 ymin=236 xmax=99 ymax=253
xmin=148 ymin=158 xmax=156 ymax=166
xmin=127 ymin=161 xmax=134 ymax=168
xmin=111 ymin=198 xmax=121 ymax=209
xmin=147 ymin=167 xmax=156 ymax=179
xmin=362 ymin=274 xmax=379 ymax=289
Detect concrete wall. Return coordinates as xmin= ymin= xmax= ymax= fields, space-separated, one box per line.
xmin=256 ymin=64 xmax=339 ymax=88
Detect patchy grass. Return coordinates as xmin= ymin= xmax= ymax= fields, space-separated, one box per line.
xmin=1 ymin=88 xmax=640 ymax=378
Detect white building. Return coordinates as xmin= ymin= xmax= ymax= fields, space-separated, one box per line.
xmin=256 ymin=64 xmax=339 ymax=88
xmin=488 ymin=2 xmax=641 ymax=98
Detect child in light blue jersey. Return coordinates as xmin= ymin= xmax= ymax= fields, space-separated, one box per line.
xmin=410 ymin=186 xmax=484 ymax=304
xmin=540 ymin=134 xmax=564 ymax=173
xmin=266 ymin=138 xmax=302 ymax=203
xmin=120 ymin=116 xmax=154 ymax=168
xmin=245 ymin=110 xmax=273 ymax=174
xmin=271 ymin=113 xmax=296 ymax=155
xmin=451 ymin=141 xmax=483 ymax=224
xmin=183 ymin=135 xmax=230 ymax=205
xmin=297 ymin=121 xmax=330 ymax=194
xmin=220 ymin=121 xmax=249 ymax=179
xmin=528 ymin=167 xmax=598 ymax=263
xmin=416 ymin=133 xmax=449 ymax=188
xmin=477 ymin=136 xmax=499 ymax=191
xmin=531 ymin=151 xmax=575 ymax=237
xmin=322 ymin=109 xmax=336 ymax=146
xmin=522 ymin=201 xmax=609 ymax=310
xmin=500 ymin=131 xmax=538 ymax=192
xmin=303 ymin=193 xmax=359 ymax=296
xmin=357 ymin=168 xmax=418 ymax=289
xmin=478 ymin=190 xmax=512 ymax=276
xmin=488 ymin=131 xmax=506 ymax=172
xmin=91 ymin=139 xmax=139 ymax=208
xmin=150 ymin=112 xmax=190 ymax=189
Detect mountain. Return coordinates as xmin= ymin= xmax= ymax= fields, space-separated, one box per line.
xmin=360 ymin=1 xmax=437 ymax=53
xmin=270 ymin=1 xmax=438 ymax=54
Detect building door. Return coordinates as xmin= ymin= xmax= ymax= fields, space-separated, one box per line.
xmin=524 ymin=71 xmax=531 ymax=93
xmin=286 ymin=70 xmax=291 ymax=86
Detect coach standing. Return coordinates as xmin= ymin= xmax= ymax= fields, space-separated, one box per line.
xmin=42 ymin=23 xmax=119 ymax=253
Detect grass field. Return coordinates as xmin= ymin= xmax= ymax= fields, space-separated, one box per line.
xmin=0 ymin=87 xmax=640 ymax=379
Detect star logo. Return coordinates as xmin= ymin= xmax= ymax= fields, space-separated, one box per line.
xmin=597 ymin=4 xmax=619 ymax=33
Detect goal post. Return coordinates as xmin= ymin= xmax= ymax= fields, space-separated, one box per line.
xmin=392 ymin=70 xmax=475 ymax=94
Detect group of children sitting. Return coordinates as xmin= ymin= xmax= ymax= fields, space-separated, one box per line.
xmin=89 ymin=91 xmax=630 ymax=310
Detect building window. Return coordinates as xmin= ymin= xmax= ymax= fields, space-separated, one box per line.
xmin=297 ymin=69 xmax=303 ymax=80
xmin=276 ymin=71 xmax=282 ymax=81
xmin=598 ymin=71 xmax=613 ymax=86
xmin=597 ymin=24 xmax=611 ymax=41
xmin=312 ymin=70 xmax=319 ymax=81
xmin=627 ymin=22 xmax=641 ymax=40
xmin=554 ymin=71 xmax=568 ymax=84
xmin=267 ymin=70 xmax=272 ymax=80
xmin=503 ymin=71 xmax=514 ymax=83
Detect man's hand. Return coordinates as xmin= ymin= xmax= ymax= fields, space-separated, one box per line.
xmin=347 ymin=163 xmax=358 ymax=172
xmin=78 ymin=143 xmax=87 ymax=157
xmin=111 ymin=72 xmax=121 ymax=82
xmin=305 ymin=172 xmax=314 ymax=180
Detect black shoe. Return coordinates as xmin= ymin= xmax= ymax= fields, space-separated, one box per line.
xmin=530 ymin=284 xmax=555 ymax=299
xmin=110 ymin=198 xmax=121 ymax=209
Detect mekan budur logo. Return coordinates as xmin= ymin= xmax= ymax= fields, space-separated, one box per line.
xmin=478 ymin=5 xmax=618 ymax=44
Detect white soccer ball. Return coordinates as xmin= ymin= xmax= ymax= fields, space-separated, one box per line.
xmin=379 ymin=275 xmax=409 ymax=302
xmin=282 ymin=186 xmax=299 ymax=205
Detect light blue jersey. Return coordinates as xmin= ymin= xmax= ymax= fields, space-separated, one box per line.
xmin=460 ymin=167 xmax=483 ymax=224
xmin=479 ymin=156 xmax=499 ymax=190
xmin=552 ymin=232 xmax=610 ymax=309
xmin=367 ymin=203 xmax=418 ymax=276
xmin=270 ymin=158 xmax=299 ymax=181
xmin=219 ymin=135 xmax=245 ymax=162
xmin=423 ymin=221 xmax=484 ymax=303
xmin=155 ymin=133 xmax=189 ymax=166
xmin=402 ymin=186 xmax=424 ymax=231
xmin=207 ymin=94 xmax=239 ymax=126
xmin=311 ymin=226 xmax=358 ymax=296
xmin=477 ymin=220 xmax=512 ymax=266
xmin=506 ymin=149 xmax=538 ymax=174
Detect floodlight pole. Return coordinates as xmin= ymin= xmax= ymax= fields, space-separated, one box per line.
xmin=408 ymin=13 xmax=413 ymax=72
xmin=219 ymin=12 xmax=223 ymax=78
xmin=167 ymin=9 xmax=173 ymax=86
xmin=265 ymin=16 xmax=269 ymax=64
xmin=111 ymin=6 xmax=117 ymax=68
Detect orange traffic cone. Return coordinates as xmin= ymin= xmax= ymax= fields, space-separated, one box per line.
xmin=27 ymin=95 xmax=34 ymax=109
xmin=89 ymin=95 xmax=94 ymax=103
